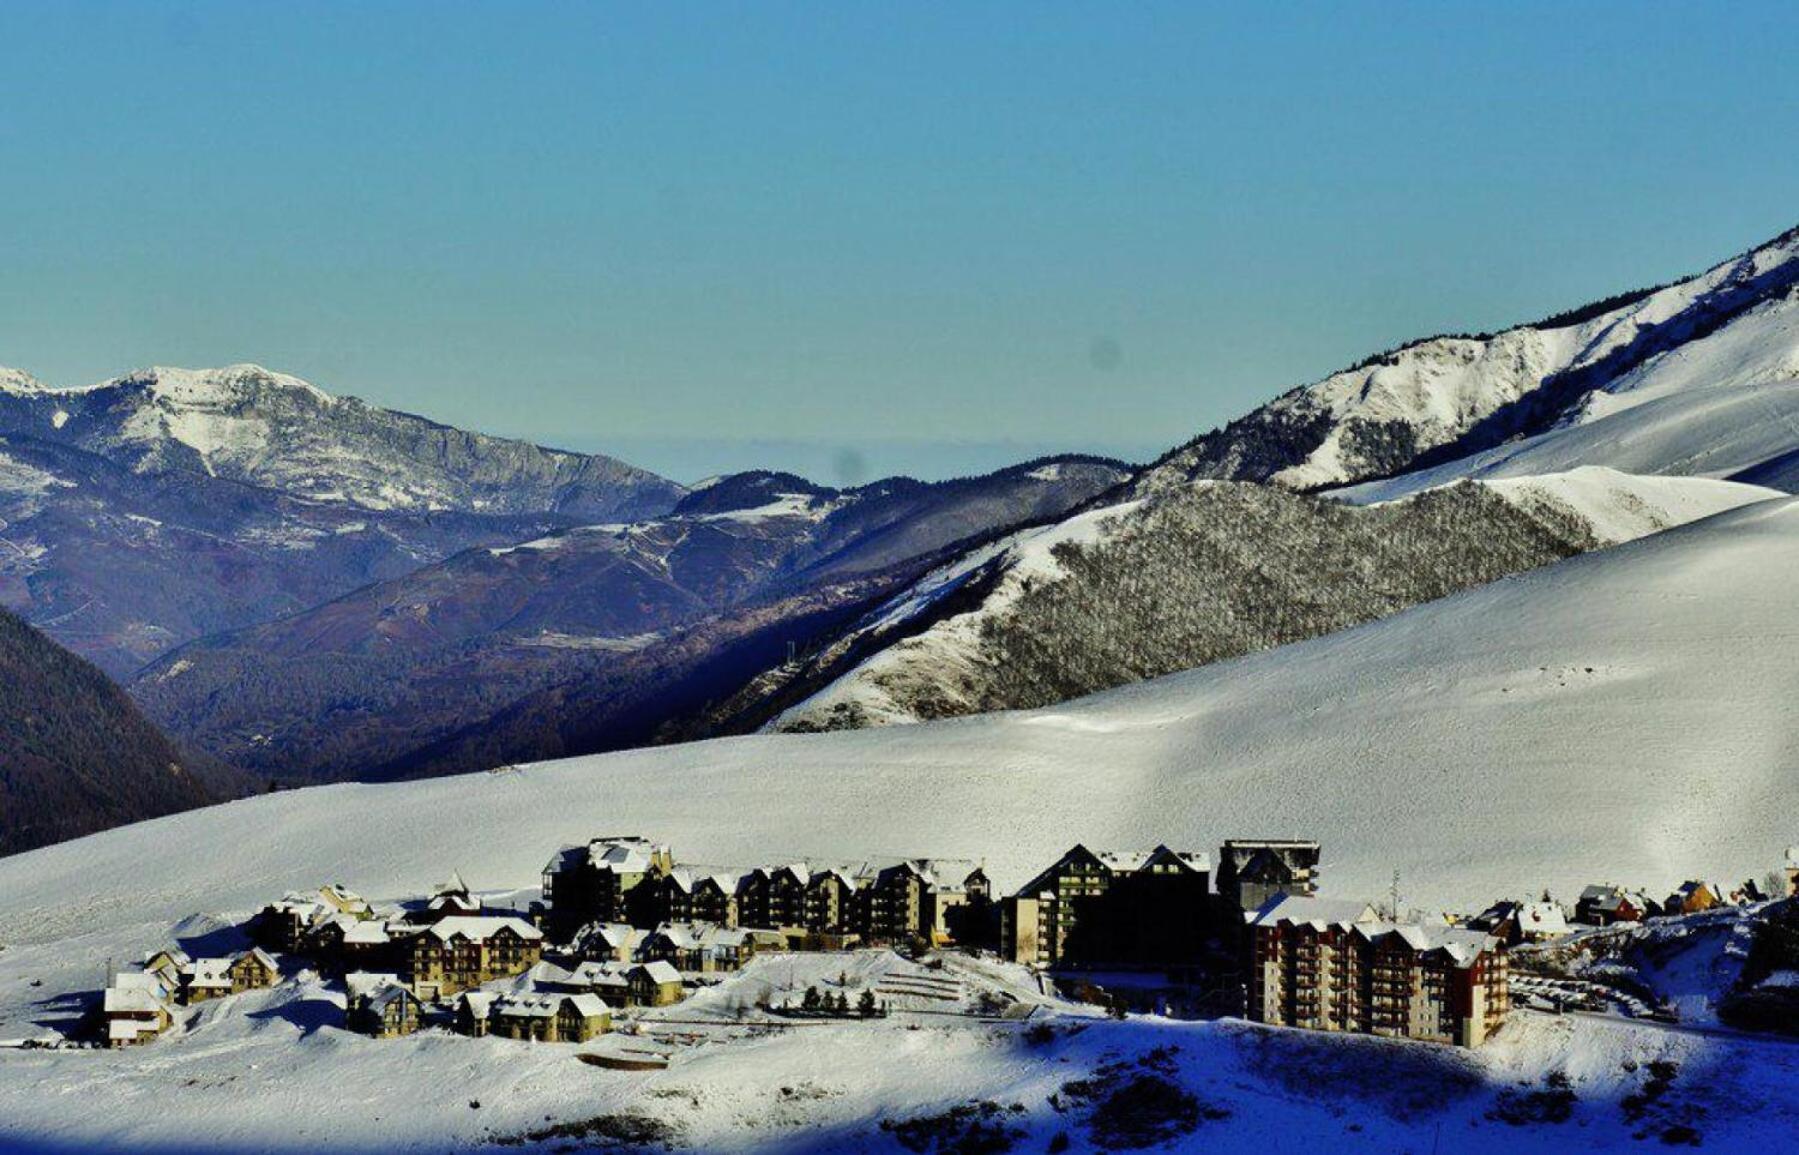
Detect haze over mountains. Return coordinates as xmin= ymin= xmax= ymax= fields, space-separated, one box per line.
xmin=130 ymin=460 xmax=1130 ymax=783
xmin=3 ymin=220 xmax=1798 ymax=853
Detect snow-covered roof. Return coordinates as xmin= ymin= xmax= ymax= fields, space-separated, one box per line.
xmin=493 ymin=992 xmax=609 ymax=1020
xmin=103 ymin=986 xmax=168 ymax=1015
xmin=573 ymin=921 xmax=638 ymax=950
xmin=365 ymin=984 xmax=417 ymax=1012
xmin=1358 ymin=922 xmax=1496 ymax=966
xmin=1518 ymin=902 xmax=1568 ymax=934
xmin=631 ymin=960 xmax=680 ymax=985
xmin=588 ymin=837 xmax=668 ymax=875
xmin=565 ymin=961 xmax=632 ymax=989
xmin=424 ymin=915 xmax=541 ymax=943
xmin=344 ymin=972 xmax=404 ymax=1001
xmin=433 ymin=870 xmax=470 ymax=897
xmin=142 ymin=948 xmax=190 ymax=970
xmin=455 ymin=990 xmax=499 ymax=1016
xmin=1249 ymin=896 xmax=1495 ymax=965
xmin=337 ymin=918 xmax=391 ymax=945
xmin=1247 ymin=894 xmax=1380 ymax=929
xmin=183 ymin=958 xmax=234 ymax=988
xmin=107 ymin=1018 xmax=163 ymax=1041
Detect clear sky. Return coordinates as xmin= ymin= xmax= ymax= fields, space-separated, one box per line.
xmin=3 ymin=2 xmax=1797 ymax=484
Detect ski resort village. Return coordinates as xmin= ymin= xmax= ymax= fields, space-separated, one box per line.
xmin=0 ymin=820 xmax=1792 ymax=1151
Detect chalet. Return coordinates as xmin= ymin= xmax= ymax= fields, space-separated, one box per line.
xmin=999 ymin=844 xmax=1211 ymax=968
xmin=861 ymin=858 xmax=988 ymax=946
xmin=1665 ymin=881 xmax=1726 ymax=916
xmin=1574 ymin=885 xmax=1653 ymax=927
xmin=554 ymin=960 xmax=634 ymax=1004
xmin=1245 ymin=894 xmax=1509 ymax=1048
xmin=542 ymin=836 xmax=672 ymax=937
xmin=318 ymin=883 xmax=372 ymax=918
xmin=407 ymin=916 xmax=543 ymax=998
xmin=1216 ymin=840 xmax=1320 ymax=911
xmin=571 ymin=921 xmax=641 ymax=963
xmin=178 ymin=957 xmax=234 ymax=1004
xmin=140 ymin=949 xmax=190 ymax=988
xmin=103 ymin=971 xmax=174 ymax=1048
xmin=489 ymin=993 xmax=611 ymax=1043
xmin=310 ymin=914 xmax=396 ymax=973
xmin=254 ymin=893 xmax=331 ymax=951
xmin=344 ymin=973 xmax=422 ymax=1038
xmin=177 ymin=949 xmax=277 ymax=1005
xmin=422 ymin=871 xmax=482 ymax=922
xmin=453 ymin=989 xmax=498 ymax=1036
xmin=641 ymin=922 xmax=755 ymax=973
xmin=627 ymin=961 xmax=684 ymax=1007
xmin=1466 ymin=901 xmax=1569 ymax=946
xmin=572 ymin=917 xmax=644 ymax=964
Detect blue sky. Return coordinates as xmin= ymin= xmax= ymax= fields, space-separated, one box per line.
xmin=3 ymin=2 xmax=1797 ymax=483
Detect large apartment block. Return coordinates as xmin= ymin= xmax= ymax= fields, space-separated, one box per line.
xmin=999 ymin=844 xmax=1211 ymax=968
xmin=1216 ymin=840 xmax=1321 ymax=910
xmin=542 ymin=835 xmax=986 ymax=947
xmin=1244 ymin=895 xmax=1509 ymax=1047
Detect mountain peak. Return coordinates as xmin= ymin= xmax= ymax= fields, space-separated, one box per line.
xmin=120 ymin=363 xmax=338 ymax=408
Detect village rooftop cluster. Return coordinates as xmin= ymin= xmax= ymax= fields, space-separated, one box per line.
xmin=95 ymin=833 xmax=1799 ymax=1055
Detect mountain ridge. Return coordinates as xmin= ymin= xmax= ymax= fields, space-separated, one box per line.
xmin=0 ymin=362 xmax=687 ymax=520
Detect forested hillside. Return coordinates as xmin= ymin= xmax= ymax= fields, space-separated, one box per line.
xmin=767 ymin=473 xmax=1773 ymax=731
xmin=0 ymin=607 xmax=246 ymax=855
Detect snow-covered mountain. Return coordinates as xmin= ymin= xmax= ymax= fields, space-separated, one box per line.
xmin=1137 ymin=223 xmax=1799 ymax=495
xmin=725 ymin=223 xmax=1799 ymax=736
xmin=0 ymin=363 xmax=689 ymax=674
xmin=129 ymin=458 xmax=1131 ymax=783
xmin=761 ymin=469 xmax=1775 ymax=732
xmin=0 ymin=431 xmax=578 ymax=675
xmin=5 ymin=491 xmax=1793 ymax=932
xmin=0 ymin=363 xmax=685 ymax=519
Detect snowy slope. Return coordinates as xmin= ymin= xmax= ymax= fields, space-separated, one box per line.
xmin=2 ymin=492 xmax=1793 ymax=944
xmin=1140 ymin=223 xmax=1799 ymax=494
xmin=1337 ymin=292 xmax=1799 ymax=502
xmin=0 ymin=363 xmax=685 ymax=520
xmin=765 ymin=469 xmax=1774 ymax=732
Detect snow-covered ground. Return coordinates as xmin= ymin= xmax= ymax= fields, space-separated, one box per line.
xmin=3 ymin=918 xmax=1798 ymax=1152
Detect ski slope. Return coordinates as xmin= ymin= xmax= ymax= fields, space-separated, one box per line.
xmin=2 ymin=494 xmax=1794 ymax=949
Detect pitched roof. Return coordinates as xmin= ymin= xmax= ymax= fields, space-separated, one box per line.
xmin=182 ymin=958 xmax=234 ymax=988
xmin=455 ymin=990 xmax=500 ymax=1016
xmin=103 ymin=986 xmax=168 ymax=1015
xmin=1247 ymin=893 xmax=1380 ymax=929
xmin=631 ymin=960 xmax=680 ymax=984
xmin=425 ymin=915 xmax=541 ymax=943
xmin=344 ymin=971 xmax=405 ymax=1000
xmin=107 ymin=1018 xmax=163 ymax=1041
xmin=433 ymin=870 xmax=470 ymax=897
xmin=1518 ymin=902 xmax=1568 ymax=934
